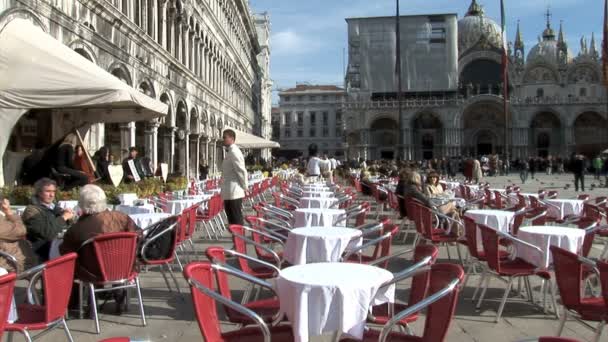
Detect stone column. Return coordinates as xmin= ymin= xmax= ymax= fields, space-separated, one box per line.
xmin=182 ymin=23 xmax=189 ymax=68
xmin=145 ymin=120 xmax=159 ymax=173
xmin=119 ymin=123 xmax=136 ymax=160
xmin=141 ymin=0 xmax=147 ymax=31
xmin=210 ymin=139 xmax=217 ymax=174
xmin=168 ymin=10 xmax=175 ymax=55
xmin=564 ymin=126 xmax=575 ymax=156
xmin=175 ymin=17 xmax=181 ymax=61
xmin=158 ymin=0 xmax=167 ymax=47
xmin=167 ymin=126 xmax=176 ymax=173
xmin=401 ymin=128 xmax=413 ymax=160
xmin=190 ymin=134 xmax=201 ymax=179
xmin=149 ymin=0 xmax=157 ymax=39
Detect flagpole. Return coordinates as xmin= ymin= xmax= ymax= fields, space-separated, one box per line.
xmin=396 ymin=0 xmax=403 ymax=160
xmin=501 ymin=0 xmax=509 ymax=162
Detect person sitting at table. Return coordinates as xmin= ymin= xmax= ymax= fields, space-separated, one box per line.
xmin=0 ymin=196 xmax=37 ymax=272
xmin=74 ymin=145 xmax=96 ymax=183
xmin=59 ymin=184 xmax=138 ymax=282
xmin=22 ymin=178 xmax=74 ymax=261
xmin=122 ymin=147 xmax=141 ymax=183
xmin=424 ymin=171 xmax=444 ymax=197
xmin=94 ymin=146 xmax=112 ymax=184
xmin=54 ymin=133 xmax=90 ymax=190
xmin=397 ymin=170 xmax=459 ymax=221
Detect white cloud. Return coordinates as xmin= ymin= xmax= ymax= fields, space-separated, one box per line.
xmin=271 ymin=29 xmax=322 ymax=57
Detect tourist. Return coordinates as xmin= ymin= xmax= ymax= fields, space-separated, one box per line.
xmin=306 ymin=144 xmax=322 ymax=178
xmin=571 ymin=154 xmax=586 ymax=192
xmin=397 ymin=170 xmax=458 ymax=220
xmin=122 ymin=147 xmax=141 ymax=183
xmin=593 ymin=155 xmax=603 ymax=180
xmin=94 ymin=147 xmax=112 ymax=184
xmin=0 ymin=196 xmax=37 ymax=272
xmin=21 ymin=178 xmax=74 ymax=261
xmin=320 ymin=154 xmax=332 ymax=182
xmin=199 ymin=163 xmax=209 ymax=180
xmin=74 ymin=145 xmax=96 ymax=183
xmin=136 ymin=147 xmax=154 ymax=178
xmin=472 ymin=158 xmax=483 ymax=184
xmin=519 ymin=158 xmax=529 ymax=184
xmin=55 ymin=134 xmax=89 ymax=189
xmin=529 ymin=157 xmax=537 ymax=179
xmin=59 ymin=184 xmax=138 ymax=282
xmin=424 ymin=171 xmax=444 ymax=197
xmin=221 ymin=129 xmax=248 ymax=225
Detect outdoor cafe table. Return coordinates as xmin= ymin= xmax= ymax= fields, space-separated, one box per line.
xmin=301 ymin=191 xmax=335 ymax=198
xmin=57 ymin=200 xmax=79 ymax=211
xmin=515 ymin=225 xmax=585 ymax=269
xmin=299 ymin=197 xmax=339 ymax=209
xmin=129 ymin=213 xmax=172 ymax=229
xmin=284 ymin=227 xmax=362 ymax=265
xmin=464 ymin=209 xmax=516 ymax=244
xmin=166 ymin=199 xmax=201 ymax=215
xmin=544 ymin=199 xmax=585 ymax=220
xmin=294 ymin=208 xmax=345 ymax=228
xmin=276 ymin=262 xmax=394 ymax=342
xmin=114 ymin=203 xmax=156 ymax=215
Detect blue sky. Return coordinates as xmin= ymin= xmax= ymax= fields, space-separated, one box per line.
xmin=250 ymin=0 xmax=604 ymax=105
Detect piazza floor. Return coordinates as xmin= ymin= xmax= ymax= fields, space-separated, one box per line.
xmin=13 ymin=172 xmax=607 ymax=342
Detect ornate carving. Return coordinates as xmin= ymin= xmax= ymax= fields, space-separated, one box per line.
xmin=524 ymin=66 xmax=557 ymax=84
xmin=567 ymin=66 xmax=599 ymax=84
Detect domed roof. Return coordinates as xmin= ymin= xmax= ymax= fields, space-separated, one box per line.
xmin=526 ymin=19 xmax=572 ymax=64
xmin=458 ymin=1 xmax=503 ymax=55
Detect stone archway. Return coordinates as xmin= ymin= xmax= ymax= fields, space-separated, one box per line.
xmin=369 ymin=117 xmax=398 ymax=160
xmin=530 ymin=111 xmax=561 ymax=157
xmin=574 ymin=112 xmax=608 ymax=157
xmin=412 ymin=112 xmax=443 ymax=160
xmin=462 ymin=101 xmax=505 ymax=157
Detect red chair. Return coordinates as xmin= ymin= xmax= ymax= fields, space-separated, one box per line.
xmin=227 ymin=225 xmax=282 ymax=279
xmin=551 ymin=246 xmax=606 ymax=342
xmin=0 ymin=272 xmax=16 ymax=340
xmin=183 ymin=261 xmax=294 ymax=341
xmin=139 ymin=216 xmax=182 ymax=293
xmin=205 ymin=247 xmax=281 ymax=325
xmin=476 ymin=225 xmax=554 ymax=322
xmin=368 ymin=245 xmax=439 ymax=330
xmin=343 ymin=224 xmax=399 ymax=269
xmin=342 ymin=263 xmax=464 ymax=342
xmin=76 ymin=232 xmax=145 ymax=334
xmin=577 ymin=194 xmax=590 ymax=201
xmin=6 ymin=253 xmax=77 ymax=342
xmin=414 ymin=203 xmax=463 ymax=263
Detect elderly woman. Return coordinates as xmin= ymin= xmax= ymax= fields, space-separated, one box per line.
xmin=59 ymin=184 xmax=138 ymax=282
xmin=0 ymin=197 xmax=37 ymax=272
xmin=396 ymin=170 xmax=458 ymax=219
xmin=424 ymin=171 xmax=444 ymax=197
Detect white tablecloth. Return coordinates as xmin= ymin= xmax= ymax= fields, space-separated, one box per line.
xmin=284 ymin=227 xmax=362 ymax=265
xmin=301 ymin=191 xmax=335 ymax=198
xmin=515 ymin=225 xmax=585 ymax=269
xmin=440 ymin=181 xmax=460 ymax=191
xmin=299 ymin=197 xmax=339 ymax=209
xmin=0 ymin=267 xmax=17 ymax=323
xmin=544 ymin=199 xmax=585 ymax=219
xmin=276 ymin=263 xmax=394 ymax=342
xmin=129 ymin=213 xmax=172 ymax=229
xmin=294 ymin=208 xmax=345 ymax=228
xmin=57 ymin=201 xmax=79 ymax=211
xmin=117 ymin=193 xmax=139 ymax=206
xmin=166 ymin=199 xmax=200 ymax=215
xmin=114 ymin=204 xmax=156 ymax=215
xmin=465 ymin=209 xmax=516 ymax=245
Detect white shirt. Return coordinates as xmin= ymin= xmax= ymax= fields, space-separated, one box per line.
xmin=319 ymin=159 xmax=331 ymax=173
xmin=330 ymin=158 xmax=337 ymax=170
xmin=307 ymin=157 xmax=322 ymax=176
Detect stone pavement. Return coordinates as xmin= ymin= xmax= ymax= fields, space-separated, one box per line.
xmin=15 ymin=173 xmax=607 ymax=342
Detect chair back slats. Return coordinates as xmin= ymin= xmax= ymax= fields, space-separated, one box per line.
xmin=597 ymin=260 xmax=608 ymax=309
xmin=463 ymin=216 xmax=481 ymax=259
xmin=0 ymin=272 xmax=16 ymax=339
xmin=90 ymin=232 xmax=138 ymax=283
xmin=408 ymin=245 xmax=439 ymax=306
xmin=479 ymin=224 xmax=501 ymax=273
xmin=420 ymin=264 xmax=464 ymax=342
xmin=184 ymin=262 xmax=224 ymax=341
xmin=43 ymin=253 xmax=77 ymax=322
xmin=550 ymin=246 xmax=583 ymax=310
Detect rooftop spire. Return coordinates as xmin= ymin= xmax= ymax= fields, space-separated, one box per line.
xmin=542 ymin=6 xmax=556 ymax=40
xmin=557 ymin=20 xmax=566 ymax=45
xmin=466 ymin=0 xmax=484 ymax=17
xmin=590 ymin=32 xmax=598 ymax=57
xmin=514 ymin=20 xmax=524 ymax=49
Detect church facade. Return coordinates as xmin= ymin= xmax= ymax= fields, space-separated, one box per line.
xmin=344 ymin=0 xmax=608 ymax=161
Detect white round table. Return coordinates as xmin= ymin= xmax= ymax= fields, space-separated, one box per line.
xmin=284 ymin=227 xmax=362 ymax=265
xmin=299 ymin=197 xmax=339 ymax=209
xmin=166 ymin=199 xmax=200 ymax=215
xmin=129 ymin=213 xmax=172 ymax=229
xmin=544 ymin=199 xmax=585 ymax=220
xmin=294 ymin=208 xmax=345 ymax=228
xmin=117 ymin=193 xmax=139 ymax=206
xmin=114 ymin=204 xmax=156 ymax=215
xmin=57 ymin=200 xmax=79 ymax=211
xmin=516 ymin=225 xmax=585 ymax=269
xmin=276 ymin=262 xmax=394 ymax=342
xmin=465 ymin=209 xmax=516 ymax=246
xmin=301 ymin=191 xmax=335 ymax=198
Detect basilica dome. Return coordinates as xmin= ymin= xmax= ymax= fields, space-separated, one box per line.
xmin=526 ymin=23 xmax=571 ymax=64
xmin=458 ymin=0 xmax=503 ymax=55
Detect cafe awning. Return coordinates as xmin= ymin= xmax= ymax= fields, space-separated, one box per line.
xmin=223 ymin=127 xmax=280 ymax=149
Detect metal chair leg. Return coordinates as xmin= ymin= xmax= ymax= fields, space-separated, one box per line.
xmin=592 ymin=320 xmax=605 ymax=342
xmin=89 ymin=283 xmax=100 ymax=334
xmin=496 ymin=278 xmax=514 ymax=322
xmin=556 ymin=308 xmax=568 ymax=336
xmin=135 ymin=277 xmax=147 ymax=327
xmin=165 ymin=262 xmax=181 ymax=294
xmin=62 ymin=318 xmax=75 ymax=342
xmin=476 ymin=273 xmax=491 ymax=309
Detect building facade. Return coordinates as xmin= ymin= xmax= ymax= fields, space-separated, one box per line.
xmin=344 ymin=0 xmax=608 ymax=161
xmin=277 ymin=85 xmax=346 ymax=158
xmin=253 ymin=12 xmax=272 ymax=161
xmin=2 ymin=0 xmax=269 ymax=180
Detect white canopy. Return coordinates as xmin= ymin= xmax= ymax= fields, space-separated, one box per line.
xmin=0 ymin=18 xmax=168 ymax=186
xmin=223 ymin=127 xmax=280 ymax=149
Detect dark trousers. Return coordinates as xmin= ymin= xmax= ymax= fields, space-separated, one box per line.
xmin=224 ymin=199 xmax=244 ymax=225
xmin=574 ymin=173 xmax=585 ymax=192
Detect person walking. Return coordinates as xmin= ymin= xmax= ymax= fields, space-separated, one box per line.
xmin=519 ymin=159 xmax=529 ymax=184
xmin=220 ymin=129 xmax=248 ymax=225
xmin=529 ymin=157 xmax=536 ymax=180
xmin=571 ymin=154 xmax=586 ymax=192
xmin=593 ymin=155 xmax=603 ymax=180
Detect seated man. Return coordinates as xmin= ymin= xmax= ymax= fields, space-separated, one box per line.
xmin=22 ymin=178 xmax=74 ymax=261
xmin=59 ymin=184 xmax=138 ymax=282
xmin=0 ymin=197 xmax=37 ymax=272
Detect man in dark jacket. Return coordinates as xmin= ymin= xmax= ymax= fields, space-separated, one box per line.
xmin=122 ymin=147 xmax=141 ymax=183
xmin=22 ymin=178 xmax=74 ymax=261
xmin=571 ymin=154 xmax=586 ymax=192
